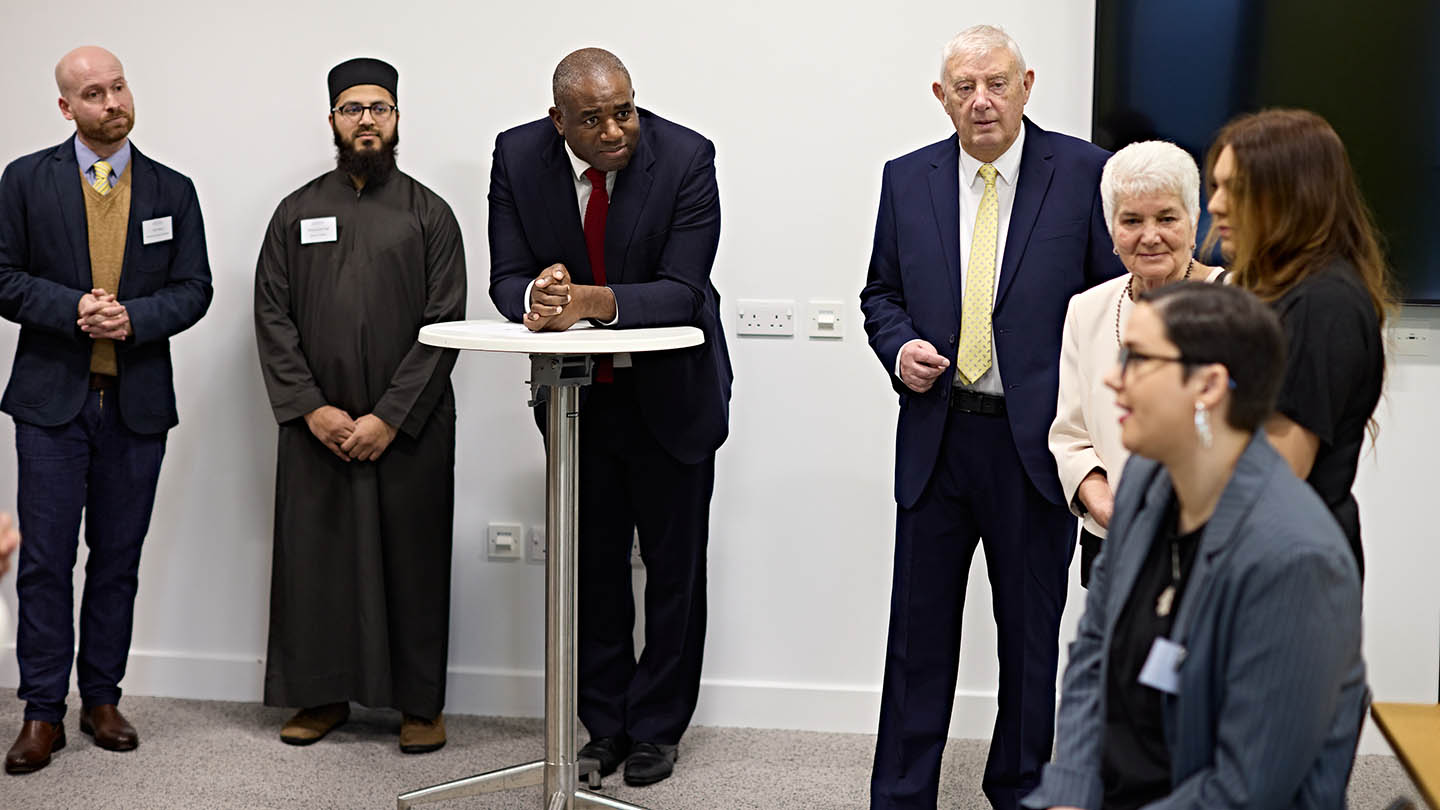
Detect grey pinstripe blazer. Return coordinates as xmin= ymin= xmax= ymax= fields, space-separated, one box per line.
xmin=1023 ymin=433 xmax=1366 ymax=810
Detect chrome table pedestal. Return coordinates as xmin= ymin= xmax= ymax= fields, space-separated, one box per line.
xmin=397 ymin=353 xmax=649 ymax=810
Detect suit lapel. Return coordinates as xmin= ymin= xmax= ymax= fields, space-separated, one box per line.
xmin=995 ymin=118 xmax=1053 ymax=311
xmin=538 ymin=136 xmax=592 ymax=282
xmin=51 ymin=137 xmax=89 ymax=289
xmin=927 ymin=136 xmax=962 ymax=324
xmin=1104 ymin=466 xmax=1174 ymax=641
xmin=1168 ymin=434 xmax=1274 ymax=644
xmin=607 ymin=126 xmax=655 ymax=285
xmin=118 ymin=147 xmax=155 ymax=298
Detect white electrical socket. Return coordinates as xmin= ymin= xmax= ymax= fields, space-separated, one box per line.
xmin=487 ymin=523 xmax=524 ymax=561
xmin=1392 ymin=325 xmax=1433 ymax=358
xmin=807 ymin=299 xmax=845 ymax=339
xmin=736 ymin=299 xmax=795 ymax=336
xmin=527 ymin=526 xmax=547 ymax=563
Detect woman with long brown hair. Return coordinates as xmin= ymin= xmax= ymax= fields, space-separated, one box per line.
xmin=1206 ymin=108 xmax=1392 ymax=575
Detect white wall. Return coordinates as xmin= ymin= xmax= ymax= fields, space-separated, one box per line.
xmin=0 ymin=0 xmax=1434 ymax=757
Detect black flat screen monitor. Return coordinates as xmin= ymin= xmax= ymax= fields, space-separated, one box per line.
xmin=1093 ymin=0 xmax=1440 ymax=304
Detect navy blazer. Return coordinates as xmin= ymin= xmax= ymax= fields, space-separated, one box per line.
xmin=860 ymin=119 xmax=1122 ymax=509
xmin=1024 ymin=435 xmax=1366 ymax=810
xmin=487 ymin=110 xmax=732 ymax=465
xmin=0 ymin=136 xmax=213 ymax=434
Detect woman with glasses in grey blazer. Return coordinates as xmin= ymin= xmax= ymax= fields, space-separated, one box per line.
xmin=1024 ymin=282 xmax=1365 ymax=810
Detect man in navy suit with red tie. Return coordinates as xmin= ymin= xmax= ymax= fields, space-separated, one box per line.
xmin=487 ymin=47 xmax=731 ymax=788
xmin=860 ymin=25 xmax=1122 ymax=810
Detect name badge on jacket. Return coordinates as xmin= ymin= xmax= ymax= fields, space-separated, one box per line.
xmin=1138 ymin=637 xmax=1186 ymax=695
xmin=141 ymin=216 xmax=173 ymax=245
xmin=300 ymin=216 xmax=338 ymax=244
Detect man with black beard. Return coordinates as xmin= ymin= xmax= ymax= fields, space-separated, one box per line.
xmin=253 ymin=57 xmax=466 ymax=754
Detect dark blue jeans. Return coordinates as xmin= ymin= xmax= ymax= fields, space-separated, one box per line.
xmin=13 ymin=389 xmax=166 ymax=723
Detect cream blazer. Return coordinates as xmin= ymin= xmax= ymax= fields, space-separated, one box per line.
xmin=1049 ymin=268 xmax=1224 ymax=537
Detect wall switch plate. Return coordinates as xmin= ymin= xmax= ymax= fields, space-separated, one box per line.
xmin=736 ymin=299 xmax=795 ymax=336
xmin=631 ymin=531 xmax=644 ymax=568
xmin=1392 ymin=324 xmax=1434 ymax=359
xmin=487 ymin=523 xmax=524 ymax=561
xmin=527 ymin=526 xmax=546 ymax=563
xmin=807 ymin=299 xmax=844 ymax=339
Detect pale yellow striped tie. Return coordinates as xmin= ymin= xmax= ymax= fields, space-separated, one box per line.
xmin=92 ymin=161 xmax=113 ymax=195
xmin=957 ymin=163 xmax=999 ymax=385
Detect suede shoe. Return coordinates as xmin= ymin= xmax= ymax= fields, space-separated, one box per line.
xmin=5 ymin=721 xmax=66 ymax=774
xmin=80 ymin=704 xmax=139 ymax=751
xmin=399 ymin=713 xmax=446 ymax=754
xmin=279 ymin=702 xmax=350 ymax=745
xmin=578 ymin=735 xmax=631 ymax=777
xmin=623 ymin=741 xmax=677 ymax=786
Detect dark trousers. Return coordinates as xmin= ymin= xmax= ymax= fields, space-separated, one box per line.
xmin=1079 ymin=527 xmax=1103 ymax=589
xmin=13 ymin=389 xmax=166 ymax=723
xmin=559 ymin=373 xmax=713 ymax=746
xmin=872 ymin=410 xmax=1074 ymax=810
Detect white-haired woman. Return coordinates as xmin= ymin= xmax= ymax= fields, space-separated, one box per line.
xmin=1049 ymin=141 xmax=1223 ymax=586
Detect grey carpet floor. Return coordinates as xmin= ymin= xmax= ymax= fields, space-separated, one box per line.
xmin=0 ymin=692 xmax=1422 ymax=809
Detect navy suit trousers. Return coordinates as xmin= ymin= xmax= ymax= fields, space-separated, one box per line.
xmin=550 ymin=371 xmax=713 ymax=746
xmin=13 ymin=387 xmax=166 ymax=722
xmin=872 ymin=408 xmax=1074 ymax=810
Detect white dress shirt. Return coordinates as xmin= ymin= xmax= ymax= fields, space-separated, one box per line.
xmin=521 ymin=141 xmax=622 ymax=339
xmin=895 ymin=126 xmax=1025 ymax=397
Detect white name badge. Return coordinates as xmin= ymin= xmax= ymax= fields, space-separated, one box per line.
xmin=141 ymin=216 xmax=173 ymax=245
xmin=1138 ymin=637 xmax=1186 ymax=695
xmin=300 ymin=216 xmax=338 ymax=245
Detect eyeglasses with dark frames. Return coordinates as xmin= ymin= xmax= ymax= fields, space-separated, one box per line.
xmin=331 ymin=102 xmax=397 ymax=120
xmin=1116 ymin=345 xmax=1237 ymax=389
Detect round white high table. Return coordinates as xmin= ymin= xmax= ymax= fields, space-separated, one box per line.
xmin=397 ymin=320 xmax=702 ymax=810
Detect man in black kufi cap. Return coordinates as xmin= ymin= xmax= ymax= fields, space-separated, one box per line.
xmin=254 ymin=57 xmax=466 ymax=754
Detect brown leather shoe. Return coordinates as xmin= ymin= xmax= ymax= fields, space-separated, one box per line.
xmin=399 ymin=713 xmax=446 ymax=754
xmin=280 ymin=702 xmax=350 ymax=746
xmin=79 ymin=704 xmax=139 ymax=751
xmin=5 ymin=721 xmax=66 ymax=774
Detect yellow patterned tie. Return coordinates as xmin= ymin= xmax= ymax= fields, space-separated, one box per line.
xmin=92 ymin=161 xmax=112 ymax=195
xmin=956 ymin=163 xmax=999 ymax=385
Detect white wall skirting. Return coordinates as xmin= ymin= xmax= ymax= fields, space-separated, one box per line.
xmin=0 ymin=647 xmax=1392 ymax=755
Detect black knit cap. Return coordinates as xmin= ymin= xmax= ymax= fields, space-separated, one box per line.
xmin=327 ymin=57 xmax=398 ymax=106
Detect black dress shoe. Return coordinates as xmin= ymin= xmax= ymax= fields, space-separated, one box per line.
xmin=623 ymin=741 xmax=677 ymax=786
xmin=578 ymin=735 xmax=630 ymax=776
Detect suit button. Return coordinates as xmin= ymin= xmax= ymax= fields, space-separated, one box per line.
xmin=948 ymin=334 xmax=956 ymax=344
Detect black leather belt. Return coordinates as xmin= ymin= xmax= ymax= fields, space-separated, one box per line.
xmin=949 ymin=388 xmax=1006 ymax=416
xmin=89 ymin=373 xmax=115 ymax=390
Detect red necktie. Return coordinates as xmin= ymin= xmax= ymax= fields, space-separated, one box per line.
xmin=583 ymin=168 xmax=613 ymax=383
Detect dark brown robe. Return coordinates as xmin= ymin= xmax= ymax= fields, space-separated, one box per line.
xmin=254 ymin=168 xmax=466 ymax=716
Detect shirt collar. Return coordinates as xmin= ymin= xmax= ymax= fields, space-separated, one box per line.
xmin=563 ymin=139 xmax=610 ymax=183
xmin=74 ymin=136 xmax=131 ymax=180
xmin=959 ymin=122 xmax=1025 ymax=187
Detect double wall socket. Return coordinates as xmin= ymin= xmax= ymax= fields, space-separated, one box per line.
xmin=736 ymin=299 xmax=795 ymax=336
xmin=487 ymin=523 xmax=524 ymax=561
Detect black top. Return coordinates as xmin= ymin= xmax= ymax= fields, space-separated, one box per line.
xmin=1102 ymin=493 xmax=1204 ymax=810
xmin=1271 ymin=258 xmax=1383 ymax=575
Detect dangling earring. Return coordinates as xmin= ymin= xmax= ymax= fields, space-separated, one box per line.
xmin=1194 ymin=401 xmax=1213 ymax=449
